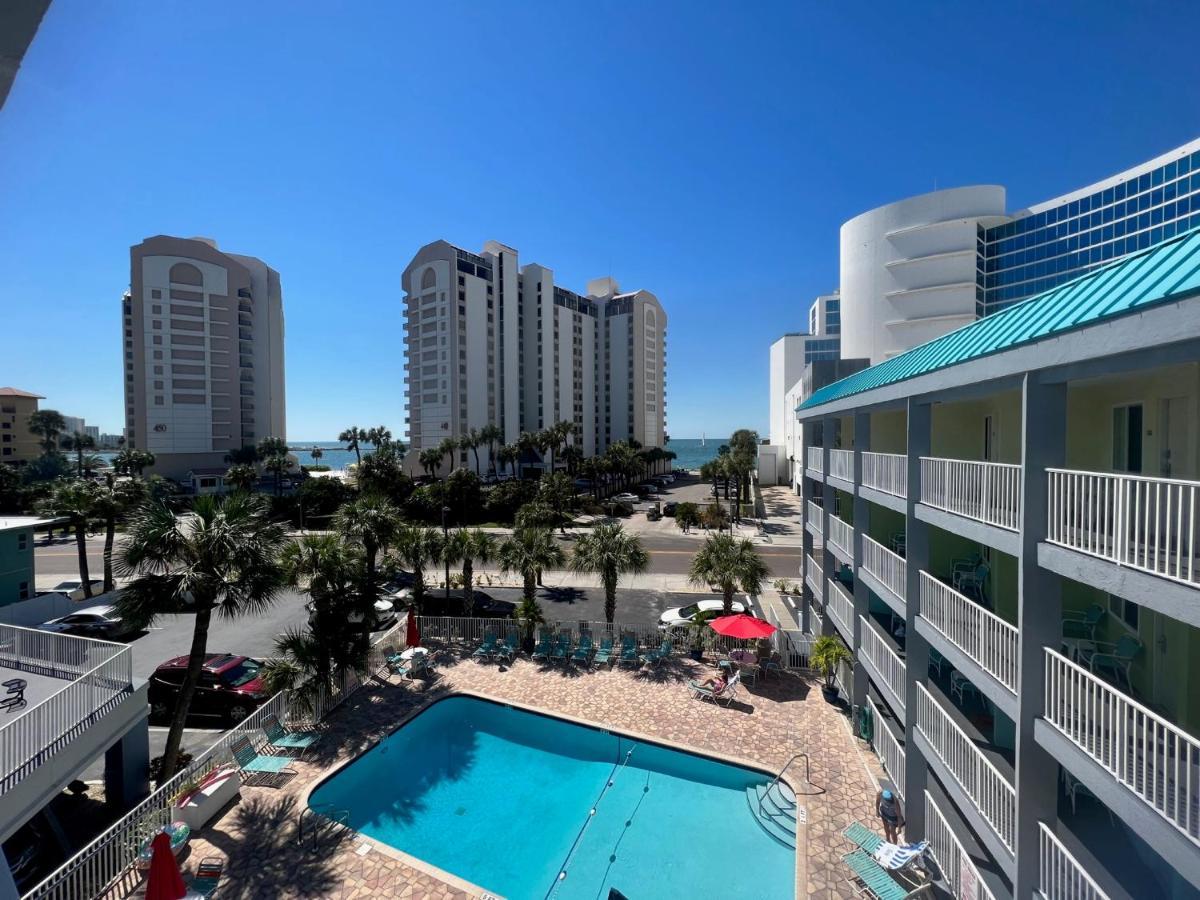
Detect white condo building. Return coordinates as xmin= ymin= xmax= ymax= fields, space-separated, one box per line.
xmin=401 ymin=240 xmax=666 ymax=470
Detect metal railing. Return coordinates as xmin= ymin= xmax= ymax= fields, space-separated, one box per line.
xmin=1047 ymin=468 xmax=1199 ymax=587
xmin=807 ymin=446 xmax=824 ymax=474
xmin=866 ymin=694 xmax=905 ymax=798
xmin=826 ymin=578 xmax=854 ymax=642
xmin=863 ymin=451 xmax=907 ymax=498
xmin=924 ymin=790 xmax=998 ymax=900
xmin=829 ymin=448 xmax=854 ymax=482
xmin=0 ymin=625 xmax=132 ymax=797
xmin=805 ymin=499 xmax=825 ymax=533
xmin=1038 ymin=822 xmax=1109 ymax=900
xmin=804 ymin=552 xmax=822 ymax=601
xmin=1044 ymin=647 xmax=1200 ymax=845
xmin=828 ymin=514 xmax=854 ymax=561
xmin=920 ymin=457 xmax=1022 ymax=531
xmin=762 ymin=606 xmax=813 ymax=669
xmin=915 ymin=682 xmax=1015 ymax=852
xmin=918 ymin=572 xmax=1018 ymax=695
xmin=859 ymin=616 xmax=906 ymax=714
xmin=861 ymin=534 xmax=906 ymax=602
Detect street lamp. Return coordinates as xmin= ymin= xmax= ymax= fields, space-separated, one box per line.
xmin=441 ymin=505 xmax=451 ymax=600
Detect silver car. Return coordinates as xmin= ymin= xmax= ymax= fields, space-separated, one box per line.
xmin=38 ymin=605 xmax=133 ymax=640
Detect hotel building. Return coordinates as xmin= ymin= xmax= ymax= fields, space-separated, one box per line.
xmin=0 ymin=388 xmax=44 ymax=466
xmin=401 ymin=240 xmax=666 ymax=469
xmin=123 ymin=236 xmax=286 ymax=481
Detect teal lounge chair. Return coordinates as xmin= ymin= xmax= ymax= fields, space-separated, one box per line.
xmin=473 ymin=630 xmax=499 ymax=661
xmin=497 ymin=632 xmax=520 ymax=662
xmin=572 ymin=635 xmax=593 ymax=666
xmin=262 ymin=713 xmax=319 ymax=756
xmin=230 ymin=736 xmax=296 ymax=784
xmin=842 ymin=850 xmax=931 ymax=899
xmin=396 ymin=652 xmax=429 ymax=680
xmin=593 ymin=636 xmax=615 ymax=667
xmin=618 ymin=635 xmax=640 ymax=668
xmin=640 ymin=639 xmax=672 ymax=666
xmin=531 ymin=629 xmax=554 ymax=662
xmin=550 ymin=635 xmax=572 ymax=663
xmin=190 ymin=857 xmax=224 ymax=898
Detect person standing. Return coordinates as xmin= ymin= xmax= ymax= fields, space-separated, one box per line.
xmin=876 ymin=788 xmax=905 ymax=843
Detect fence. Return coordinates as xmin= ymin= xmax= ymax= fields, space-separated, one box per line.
xmin=859 ymin=617 xmax=907 ymax=714
xmin=918 ymin=572 xmax=1018 ymax=695
xmin=861 ymin=535 xmax=907 ymax=603
xmin=1046 ymin=468 xmax=1199 ymax=587
xmin=829 ymin=448 xmax=854 ymax=483
xmin=920 ymin=457 xmax=1022 ymax=532
xmin=866 ymin=694 xmax=905 ymax=799
xmin=862 ymin=451 xmax=907 ymax=498
xmin=826 ymin=578 xmax=854 ymax=642
xmin=1038 ymin=822 xmax=1109 ymax=900
xmin=807 ymin=446 xmax=824 ymax=475
xmin=804 ymin=552 xmax=822 ymax=601
xmin=924 ymin=790 xmax=998 ymax=900
xmin=805 ymin=499 xmax=825 ymax=533
xmin=828 ymin=514 xmax=854 ymax=562
xmin=1044 ymin=647 xmax=1200 ymax=846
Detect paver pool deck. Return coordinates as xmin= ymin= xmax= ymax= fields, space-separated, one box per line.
xmin=125 ymin=649 xmax=883 ymax=899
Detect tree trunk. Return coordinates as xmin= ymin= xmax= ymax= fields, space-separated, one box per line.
xmin=472 ymin=446 xmax=481 ymax=474
xmin=604 ymin=573 xmax=617 ymax=623
xmin=76 ymin=523 xmax=92 ymax=598
xmin=412 ymin=566 xmax=424 ymax=614
xmin=103 ymin=516 xmax=116 ymax=593
xmin=723 ymin=585 xmax=734 ymax=615
xmin=524 ymin=570 xmax=536 ymax=603
xmin=463 ymin=559 xmax=474 ymax=616
xmin=161 ymin=604 xmax=212 ymax=780
xmin=354 ymin=445 xmax=361 ymax=466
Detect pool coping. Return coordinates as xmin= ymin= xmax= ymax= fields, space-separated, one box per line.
xmin=299 ymin=687 xmax=808 ymax=899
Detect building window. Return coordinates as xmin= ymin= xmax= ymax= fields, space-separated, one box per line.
xmin=17 ymin=532 xmax=28 ymax=551
xmin=155 ymin=396 xmax=164 ymax=405
xmin=151 ymin=289 xmax=161 ymax=299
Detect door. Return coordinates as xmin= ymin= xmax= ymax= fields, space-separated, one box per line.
xmin=1159 ymin=397 xmax=1190 ymax=478
xmin=1112 ymin=403 xmax=1143 ymax=474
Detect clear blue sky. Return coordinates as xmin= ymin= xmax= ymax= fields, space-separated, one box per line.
xmin=3 ymin=1 xmax=1198 ymax=441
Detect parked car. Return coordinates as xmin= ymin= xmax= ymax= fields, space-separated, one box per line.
xmin=658 ymin=598 xmax=748 ymax=630
xmin=37 ymin=605 xmax=134 ymax=640
xmin=421 ymin=590 xmax=515 ymax=618
xmin=48 ymin=580 xmax=104 ymax=602
xmin=611 ymin=492 xmax=640 ymax=504
xmin=654 ymin=474 xmax=675 ymax=484
xmin=148 ymin=653 xmax=267 ymax=724
xmin=662 ymin=502 xmax=678 ymax=517
xmin=637 ymin=483 xmax=661 ymax=495
xmin=305 ymin=597 xmax=397 ymax=632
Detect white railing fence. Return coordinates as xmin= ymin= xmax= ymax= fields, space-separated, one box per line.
xmin=915 ymin=683 xmax=1015 ymax=851
xmin=807 ymin=446 xmax=824 ymax=474
xmin=1044 ymin=648 xmax=1200 ymax=845
xmin=859 ymin=616 xmax=907 ymax=713
xmin=828 ymin=514 xmax=855 ymax=561
xmin=924 ymin=790 xmax=998 ymax=900
xmin=1047 ymin=468 xmax=1199 ymax=587
xmin=863 ymin=451 xmax=908 ymax=498
xmin=861 ymin=534 xmax=907 ymax=602
xmin=762 ymin=606 xmax=814 ymax=669
xmin=1038 ymin=822 xmax=1109 ymax=900
xmin=805 ymin=499 xmax=825 ymax=531
xmin=829 ymin=448 xmax=854 ymax=482
xmin=918 ymin=572 xmax=1018 ymax=695
xmin=826 ymin=578 xmax=854 ymax=642
xmin=920 ymin=457 xmax=1022 ymax=531
xmin=866 ymin=695 xmax=905 ymax=799
xmin=804 ymin=552 xmax=822 ymax=601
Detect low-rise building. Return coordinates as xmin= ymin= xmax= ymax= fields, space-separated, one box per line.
xmin=0 ymin=389 xmax=44 ymax=467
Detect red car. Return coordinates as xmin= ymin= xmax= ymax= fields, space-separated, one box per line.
xmin=148 ymin=653 xmax=267 ymax=724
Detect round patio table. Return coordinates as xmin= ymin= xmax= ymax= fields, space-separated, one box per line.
xmin=399 ymin=647 xmax=428 ymax=661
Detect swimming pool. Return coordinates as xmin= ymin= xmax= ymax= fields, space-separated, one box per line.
xmin=308 ymin=695 xmax=795 ymax=899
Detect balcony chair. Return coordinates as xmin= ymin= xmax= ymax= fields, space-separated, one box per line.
xmin=890 ymin=533 xmax=907 ymax=557
xmin=1079 ymin=635 xmax=1142 ymax=690
xmin=1062 ymin=604 xmax=1105 ymax=641
xmin=927 ymin=649 xmax=946 ymax=681
xmin=952 ymin=561 xmax=990 ymax=606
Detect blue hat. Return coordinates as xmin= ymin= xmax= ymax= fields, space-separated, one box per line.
xmin=881 ymin=789 xmax=893 ymax=800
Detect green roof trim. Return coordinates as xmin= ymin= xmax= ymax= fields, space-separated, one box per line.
xmin=799 ymin=225 xmax=1200 ymax=411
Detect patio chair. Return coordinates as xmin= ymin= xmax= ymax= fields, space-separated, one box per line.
xmin=952 ymin=561 xmax=990 ymax=604
xmin=472 ymin=630 xmax=499 ymax=661
xmin=618 ymin=635 xmax=640 ymax=668
xmin=640 ymin=638 xmax=672 ymax=666
xmin=690 ymin=671 xmax=740 ymax=706
xmin=531 ymin=628 xmax=554 ymax=662
xmin=927 ymin=648 xmax=946 ymax=681
xmin=1080 ymin=634 xmax=1142 ymax=689
xmin=550 ymin=635 xmax=573 ymax=664
xmin=190 ymin=856 xmax=224 ymax=898
xmin=230 ymin=736 xmax=296 ymax=784
xmin=572 ymin=634 xmax=594 ymax=666
xmin=497 ymin=632 xmax=520 ymax=663
xmin=1062 ymin=603 xmax=1105 ymax=641
xmin=0 ymin=678 xmax=27 ymax=714
xmin=842 ymin=822 xmax=930 ymax=874
xmin=843 ymin=850 xmax=932 ymax=900
xmin=890 ymin=533 xmax=906 ymax=557
xmin=593 ymin=636 xmax=615 ymax=667
xmin=262 ymin=713 xmax=320 ymax=756
xmin=395 ymin=652 xmax=428 ymax=680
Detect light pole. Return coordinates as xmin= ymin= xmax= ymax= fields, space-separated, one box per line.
xmin=441 ymin=505 xmax=451 ymax=600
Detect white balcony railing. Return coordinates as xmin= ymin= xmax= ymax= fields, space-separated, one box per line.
xmin=1047 ymin=468 xmax=1200 ymax=588
xmin=862 ymin=534 xmax=907 ymax=602
xmin=0 ymin=625 xmax=133 ymax=796
xmin=826 ymin=578 xmax=854 ymax=641
xmin=860 ymin=616 xmax=907 ymax=713
xmin=809 ymin=601 xmax=825 ymax=636
xmin=828 ymin=514 xmax=855 ymax=561
xmin=867 ymin=694 xmax=906 ymax=798
xmin=863 ymin=451 xmax=908 ymax=498
xmin=916 ymin=683 xmax=1015 ymax=851
xmin=919 ymin=572 xmax=1018 ymax=695
xmin=920 ymin=457 xmax=1022 ymax=531
xmin=925 ymin=790 xmax=999 ymax=900
xmin=805 ymin=499 xmax=825 ymax=532
xmin=807 ymin=446 xmax=824 ymax=474
xmin=1038 ymin=822 xmax=1109 ymax=900
xmin=829 ymin=448 xmax=854 ymax=482
xmin=804 ymin=552 xmax=822 ymax=600
xmin=1044 ymin=648 xmax=1200 ymax=845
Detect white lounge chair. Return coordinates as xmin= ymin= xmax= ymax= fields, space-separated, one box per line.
xmin=689 ymin=671 xmax=740 ymax=706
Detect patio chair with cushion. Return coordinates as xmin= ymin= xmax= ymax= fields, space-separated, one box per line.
xmin=472 ymin=630 xmax=499 ymax=661
xmin=190 ymin=856 xmax=225 ymax=898
xmin=1062 ymin=603 xmax=1105 ymax=641
xmin=262 ymin=713 xmax=320 ymax=756
xmin=1080 ymin=634 xmax=1142 ymax=689
xmin=550 ymin=635 xmax=573 ymax=664
xmin=618 ymin=635 xmax=640 ymax=668
xmin=531 ymin=628 xmax=554 ymax=662
xmin=497 ymin=632 xmax=520 ymax=663
xmin=843 ymin=850 xmax=932 ymax=900
xmin=842 ymin=822 xmax=930 ymax=875
xmin=640 ymin=639 xmax=672 ymax=666
xmin=572 ymin=634 xmax=594 ymax=666
xmin=593 ymin=636 xmax=615 ymax=667
xmin=229 ymin=736 xmax=296 ymax=784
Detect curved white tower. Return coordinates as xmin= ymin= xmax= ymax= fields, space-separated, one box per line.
xmin=840 ymin=185 xmax=1007 ymax=363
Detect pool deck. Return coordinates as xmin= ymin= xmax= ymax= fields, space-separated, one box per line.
xmin=123 ymin=651 xmax=884 ymax=899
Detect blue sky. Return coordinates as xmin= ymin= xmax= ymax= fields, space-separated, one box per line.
xmin=2 ymin=1 xmax=1198 ymax=441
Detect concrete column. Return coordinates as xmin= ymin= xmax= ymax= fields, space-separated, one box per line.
xmin=902 ymin=398 xmax=931 ymax=837
xmin=0 ymin=850 xmax=19 ymax=900
xmin=104 ymin=713 xmax=150 ymax=811
xmin=818 ymin=417 xmax=836 ymax=635
xmin=800 ymin=421 xmax=815 ymax=634
xmin=851 ymin=411 xmax=872 ymax=710
xmin=1013 ymin=374 xmax=1066 ymax=899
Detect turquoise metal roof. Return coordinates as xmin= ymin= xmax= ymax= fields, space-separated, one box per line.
xmin=799 ymin=225 xmax=1200 ymax=411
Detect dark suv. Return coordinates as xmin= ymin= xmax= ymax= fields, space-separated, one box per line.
xmin=148 ymin=654 xmax=267 ymax=724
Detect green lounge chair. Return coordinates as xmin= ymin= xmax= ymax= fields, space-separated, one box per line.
xmin=190 ymin=856 xmax=224 ymax=898
xmin=618 ymin=635 xmax=640 ymax=668
xmin=531 ymin=629 xmax=554 ymax=662
xmin=842 ymin=850 xmax=931 ymax=899
xmin=593 ymin=636 xmax=615 ymax=667
xmin=640 ymin=638 xmax=672 ymax=666
xmin=230 ymin=736 xmax=296 ymax=783
xmin=550 ymin=635 xmax=572 ymax=663
xmin=472 ymin=630 xmax=499 ymax=661
xmin=572 ymin=635 xmax=594 ymax=666
xmin=262 ymin=713 xmax=320 ymax=756
xmin=497 ymin=632 xmax=520 ymax=662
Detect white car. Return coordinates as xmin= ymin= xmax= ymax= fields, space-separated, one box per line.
xmin=658 ymin=598 xmax=748 ymax=629
xmin=38 ymin=605 xmax=133 ymax=640
xmin=611 ymin=493 xmax=640 ymax=504
xmin=655 ymin=474 xmax=675 ymax=484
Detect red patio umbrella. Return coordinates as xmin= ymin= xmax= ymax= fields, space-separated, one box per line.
xmin=145 ymin=831 xmax=185 ymax=900
xmin=708 ymin=613 xmax=777 ymax=640
xmin=405 ymin=610 xmax=421 ymax=648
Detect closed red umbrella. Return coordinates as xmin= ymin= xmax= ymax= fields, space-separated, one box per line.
xmin=708 ymin=613 xmax=777 ymax=639
xmin=145 ymin=831 xmax=185 ymax=900
xmin=405 ymin=610 xmax=421 ymax=648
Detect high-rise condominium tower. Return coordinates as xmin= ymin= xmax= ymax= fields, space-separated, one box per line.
xmin=123 ymin=236 xmax=286 ymax=479
xmin=401 ymin=240 xmax=666 ymax=470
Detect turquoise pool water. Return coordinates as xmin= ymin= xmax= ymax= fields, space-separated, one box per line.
xmin=308 ymin=696 xmax=794 ymax=899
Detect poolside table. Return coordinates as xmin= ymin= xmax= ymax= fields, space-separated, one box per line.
xmin=721 ymin=650 xmax=759 ymax=684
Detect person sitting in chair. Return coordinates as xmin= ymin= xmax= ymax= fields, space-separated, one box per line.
xmin=696 ymin=671 xmax=728 ymax=693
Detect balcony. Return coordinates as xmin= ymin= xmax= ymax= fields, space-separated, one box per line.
xmin=924 ymin=788 xmax=1001 ymax=900
xmin=859 ymin=616 xmax=906 ymax=715
xmin=805 ymin=499 xmax=825 ymax=540
xmin=862 ymin=451 xmax=907 ymax=499
xmin=804 ymin=552 xmax=822 ymax=600
xmin=915 ymin=681 xmax=1016 ymax=853
xmin=807 ymin=446 xmax=824 ymax=477
xmin=1046 ymin=468 xmax=1199 ymax=588
xmin=920 ymin=456 xmax=1022 ymax=532
xmin=866 ymin=693 xmax=906 ymax=798
xmin=1043 ymin=648 xmax=1200 ymax=848
xmin=826 ymin=577 xmax=854 ymax=642
xmin=238 ymin=328 xmax=253 ymax=341
xmin=829 ymin=448 xmax=854 ymax=484
xmin=919 ymin=571 xmax=1018 ymax=696
xmin=861 ymin=534 xmax=906 ymax=609
xmin=828 ymin=514 xmax=854 ymax=563
xmin=1039 ymin=823 xmax=1109 ymax=900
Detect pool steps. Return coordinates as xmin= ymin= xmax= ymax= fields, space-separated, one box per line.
xmin=745 ymin=780 xmax=797 ymax=849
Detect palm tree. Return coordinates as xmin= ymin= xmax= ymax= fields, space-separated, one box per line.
xmin=436 ymin=437 xmax=458 ymax=477
xmin=365 ymin=426 xmax=392 ymax=450
xmin=62 ymin=431 xmax=96 ymax=477
xmin=92 ymin=475 xmax=145 ymax=592
xmin=419 ymin=448 xmax=442 ymax=480
xmin=27 ymin=409 xmax=66 ymax=455
xmin=223 ymin=445 xmax=258 ymax=467
xmin=535 ymin=429 xmax=555 ymax=473
xmin=116 ymin=494 xmax=287 ymax=779
xmin=498 ymin=443 xmax=519 ymax=479
xmin=225 ymin=463 xmax=258 ymax=493
xmin=441 ymin=528 xmax=497 ymax=614
xmin=570 ymin=523 xmax=648 ymax=623
xmin=310 ymin=446 xmax=324 ymax=467
xmin=334 ymin=495 xmax=401 ymax=633
xmin=262 ymin=454 xmax=290 ymax=497
xmin=688 ymin=533 xmax=770 ymax=614
xmin=498 ymin=528 xmax=565 ymax=640
xmin=390 ymin=524 xmax=443 ymax=612
xmin=80 ymin=453 xmax=105 ymax=477
xmin=460 ymin=428 xmax=482 ymax=474
xmin=40 ymin=480 xmax=99 ymax=598
xmin=339 ymin=426 xmax=366 ymax=466
xmin=479 ymin=424 xmax=503 ymax=476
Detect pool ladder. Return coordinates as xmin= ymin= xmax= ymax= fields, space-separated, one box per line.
xmin=759 ymin=752 xmax=812 ymax=819
xmin=298 ymin=803 xmax=350 ymax=852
